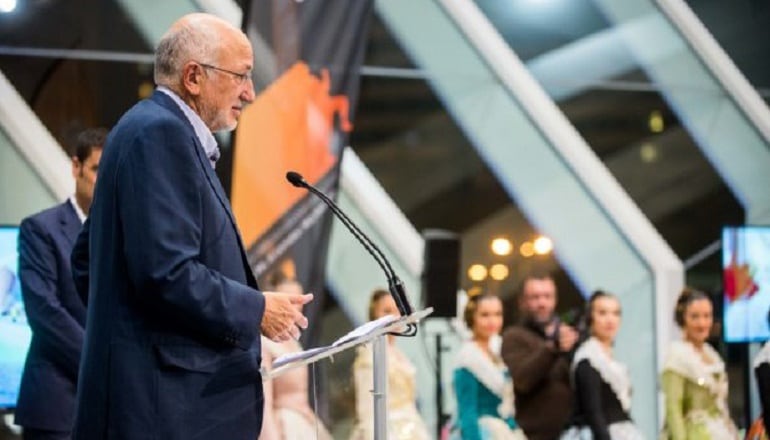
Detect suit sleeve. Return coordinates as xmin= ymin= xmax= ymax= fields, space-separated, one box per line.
xmin=501 ymin=327 xmax=559 ymax=395
xmin=71 ymin=217 xmax=90 ymax=305
xmin=574 ymin=360 xmax=611 ymax=440
xmin=18 ymin=217 xmax=84 ymax=380
xmin=756 ymin=363 xmax=770 ymax=433
xmin=661 ymin=370 xmax=687 ymax=440
xmin=117 ymin=119 xmax=263 ymax=349
xmin=454 ymin=368 xmax=482 ymax=440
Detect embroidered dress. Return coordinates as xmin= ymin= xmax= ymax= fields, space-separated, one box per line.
xmin=660 ymin=340 xmax=738 ymax=440
xmin=350 ymin=343 xmax=431 ymax=440
xmin=452 ymin=341 xmax=526 ymax=440
xmin=560 ymin=337 xmax=644 ymax=440
xmin=749 ymin=341 xmax=770 ymax=440
xmin=261 ymin=337 xmax=332 ymax=440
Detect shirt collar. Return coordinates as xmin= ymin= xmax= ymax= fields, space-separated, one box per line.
xmin=157 ymin=86 xmax=220 ymax=169
xmin=68 ymin=196 xmax=86 ymax=224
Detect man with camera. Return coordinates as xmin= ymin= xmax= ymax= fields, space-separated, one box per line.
xmin=500 ymin=271 xmax=578 ymax=440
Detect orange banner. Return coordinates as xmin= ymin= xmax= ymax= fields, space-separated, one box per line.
xmin=231 ymin=61 xmax=352 ymax=247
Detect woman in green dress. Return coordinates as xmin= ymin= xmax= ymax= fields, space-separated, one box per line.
xmin=660 ymin=288 xmax=738 ymax=440
xmin=453 ymin=293 xmax=526 ymax=440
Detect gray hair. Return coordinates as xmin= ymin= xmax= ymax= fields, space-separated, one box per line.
xmin=153 ymin=17 xmax=220 ymax=87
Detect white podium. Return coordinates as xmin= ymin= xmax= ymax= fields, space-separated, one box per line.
xmin=262 ymin=308 xmax=433 ymax=440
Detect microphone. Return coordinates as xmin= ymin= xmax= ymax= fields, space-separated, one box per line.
xmin=286 ymin=171 xmax=305 ymax=188
xmin=286 ymin=171 xmax=414 ymax=317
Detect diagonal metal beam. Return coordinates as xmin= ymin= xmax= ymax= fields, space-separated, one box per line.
xmin=595 ymin=0 xmax=770 ymax=224
xmin=0 ymin=71 xmax=70 ymax=201
xmin=376 ymin=0 xmax=684 ymax=436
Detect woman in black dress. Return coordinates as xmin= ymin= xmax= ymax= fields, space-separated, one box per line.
xmin=561 ymin=291 xmax=643 ymax=440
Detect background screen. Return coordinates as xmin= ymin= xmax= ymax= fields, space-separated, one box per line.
xmin=0 ymin=225 xmax=31 ymax=408
xmin=723 ymin=226 xmax=770 ymax=343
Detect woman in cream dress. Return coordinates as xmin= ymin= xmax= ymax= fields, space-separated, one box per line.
xmin=349 ymin=290 xmax=430 ymax=440
xmin=660 ymin=288 xmax=737 ymax=440
xmin=260 ymin=277 xmax=332 ymax=440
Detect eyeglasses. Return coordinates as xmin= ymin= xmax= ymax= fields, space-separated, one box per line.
xmin=197 ymin=62 xmax=251 ymax=86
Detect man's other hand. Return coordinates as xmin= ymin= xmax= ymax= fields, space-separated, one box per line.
xmin=558 ymin=324 xmax=579 ymax=353
xmin=261 ymin=291 xmax=313 ymax=342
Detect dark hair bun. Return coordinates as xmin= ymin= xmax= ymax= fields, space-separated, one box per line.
xmin=463 ymin=293 xmax=499 ymax=329
xmin=585 ymin=290 xmax=614 ymax=329
xmin=674 ymin=287 xmax=709 ymax=327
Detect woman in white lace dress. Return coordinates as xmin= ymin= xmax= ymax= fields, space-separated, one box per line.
xmin=260 ymin=276 xmax=332 ymax=440
xmin=561 ymin=291 xmax=644 ymax=440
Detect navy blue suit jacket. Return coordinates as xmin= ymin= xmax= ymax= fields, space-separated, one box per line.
xmin=15 ymin=201 xmax=86 ymax=431
xmin=71 ymin=91 xmax=266 ymax=440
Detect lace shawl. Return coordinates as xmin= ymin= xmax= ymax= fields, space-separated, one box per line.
xmin=571 ymin=337 xmax=632 ymax=412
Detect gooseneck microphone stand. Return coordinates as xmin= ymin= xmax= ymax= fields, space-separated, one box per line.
xmin=285 ymin=171 xmax=430 ymax=439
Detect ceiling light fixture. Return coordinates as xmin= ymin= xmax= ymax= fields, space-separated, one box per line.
xmin=490 ymin=237 xmax=513 ymax=256
xmin=520 ymin=241 xmax=535 ymax=258
xmin=0 ymin=0 xmax=16 ymax=13
xmin=648 ymin=110 xmax=664 ymax=133
xmin=640 ymin=143 xmax=658 ymax=163
xmin=489 ymin=264 xmax=509 ymax=281
xmin=468 ymin=264 xmax=488 ymax=282
xmin=533 ymin=236 xmax=553 ymax=255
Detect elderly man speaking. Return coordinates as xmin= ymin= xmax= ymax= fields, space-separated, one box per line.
xmin=70 ymin=13 xmax=312 ymax=440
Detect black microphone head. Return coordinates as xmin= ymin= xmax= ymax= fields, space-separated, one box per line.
xmin=286 ymin=171 xmax=306 ymax=188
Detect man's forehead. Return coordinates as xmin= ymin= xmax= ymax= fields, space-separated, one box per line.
xmin=82 ymin=147 xmax=103 ymax=162
xmin=223 ymin=41 xmax=254 ymax=68
xmin=524 ymin=279 xmax=556 ymax=293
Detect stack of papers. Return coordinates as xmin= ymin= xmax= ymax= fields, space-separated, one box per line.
xmin=331 ymin=314 xmax=398 ymax=347
xmin=272 ymin=314 xmax=400 ymax=369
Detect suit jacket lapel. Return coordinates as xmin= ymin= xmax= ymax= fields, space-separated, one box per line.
xmin=150 ymin=91 xmax=258 ymax=287
xmin=60 ymin=201 xmax=82 ymax=246
xmin=188 ymin=133 xmax=238 ymax=229
xmin=189 ymin=136 xmax=259 ymax=287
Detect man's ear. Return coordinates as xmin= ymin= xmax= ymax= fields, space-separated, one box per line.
xmin=71 ymin=157 xmax=81 ymax=179
xmin=182 ymin=62 xmax=203 ymax=95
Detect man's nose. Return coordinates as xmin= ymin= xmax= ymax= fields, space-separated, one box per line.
xmin=241 ymin=79 xmax=256 ymax=103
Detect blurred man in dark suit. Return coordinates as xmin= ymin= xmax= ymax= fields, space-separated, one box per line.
xmin=70 ymin=13 xmax=312 ymax=440
xmin=15 ymin=128 xmax=106 ymax=440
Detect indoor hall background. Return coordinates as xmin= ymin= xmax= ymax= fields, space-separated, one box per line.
xmin=1 ymin=0 xmax=769 ymax=437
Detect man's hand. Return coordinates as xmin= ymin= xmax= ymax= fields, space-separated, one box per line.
xmin=557 ymin=324 xmax=579 ymax=352
xmin=261 ymin=291 xmax=313 ymax=342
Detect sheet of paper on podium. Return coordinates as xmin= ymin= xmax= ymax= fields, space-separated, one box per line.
xmin=272 ymin=314 xmax=399 ymax=369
